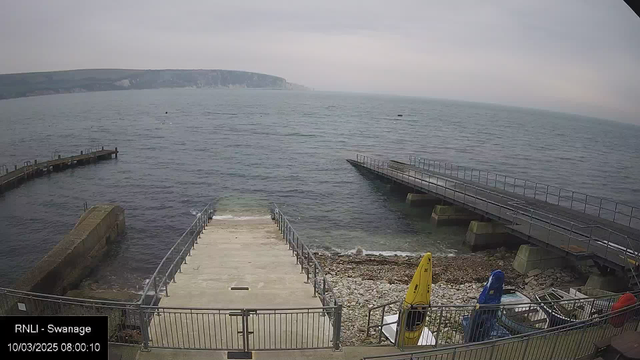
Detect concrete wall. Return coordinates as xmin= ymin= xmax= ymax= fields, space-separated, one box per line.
xmin=14 ymin=204 xmax=125 ymax=295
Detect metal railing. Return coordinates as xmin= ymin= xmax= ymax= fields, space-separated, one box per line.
xmin=270 ymin=203 xmax=341 ymax=309
xmin=366 ymin=290 xmax=637 ymax=349
xmin=355 ymin=155 xmax=640 ymax=285
xmin=362 ymin=301 xmax=640 ymax=360
xmin=270 ymin=203 xmax=342 ymax=350
xmin=139 ymin=203 xmax=214 ymax=306
xmin=408 ymin=156 xmax=640 ymax=230
xmin=142 ymin=306 xmax=339 ymax=350
xmin=0 ymin=287 xmax=144 ymax=345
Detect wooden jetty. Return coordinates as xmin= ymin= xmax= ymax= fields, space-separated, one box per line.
xmin=0 ymin=147 xmax=118 ymax=194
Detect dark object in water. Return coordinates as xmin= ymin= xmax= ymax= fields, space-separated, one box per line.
xmin=397 ymin=114 xmax=403 ymax=117
xmin=165 ymin=111 xmax=168 ymax=114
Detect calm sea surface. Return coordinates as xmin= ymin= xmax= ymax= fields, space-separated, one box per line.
xmin=1 ymin=89 xmax=639 ymax=289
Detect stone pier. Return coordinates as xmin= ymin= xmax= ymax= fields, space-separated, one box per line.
xmin=430 ymin=205 xmax=481 ymax=226
xmin=14 ymin=204 xmax=125 ymax=295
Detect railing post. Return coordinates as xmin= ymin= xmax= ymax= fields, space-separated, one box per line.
xmin=376 ymin=305 xmax=387 ymax=343
xmin=568 ymin=223 xmax=574 ymax=249
xmin=333 ymin=305 xmax=342 ymax=351
xmin=322 ymin=277 xmax=327 ymax=305
xmin=613 ymin=203 xmax=619 ymax=222
xmin=313 ymin=264 xmax=317 ymax=297
xmin=570 ymin=191 xmax=574 ymax=209
xmin=300 ymin=244 xmax=305 ymax=273
xmin=139 ymin=304 xmax=150 ymax=351
xmin=434 ymin=307 xmax=444 ymax=348
xmin=545 ymin=185 xmax=549 ymax=202
xmin=305 ymin=251 xmax=310 ymax=283
xmin=598 ymin=198 xmax=603 ymax=217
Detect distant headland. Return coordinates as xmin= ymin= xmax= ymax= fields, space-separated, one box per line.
xmin=0 ymin=68 xmax=309 ymax=100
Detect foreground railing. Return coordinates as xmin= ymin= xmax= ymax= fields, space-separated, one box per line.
xmin=366 ymin=290 xmax=639 ymax=349
xmin=0 ymin=287 xmax=340 ymax=351
xmin=142 ymin=305 xmax=339 ymax=350
xmin=0 ymin=287 xmax=144 ymax=345
xmin=138 ymin=203 xmax=214 ymax=306
xmin=408 ymin=155 xmax=640 ymax=230
xmin=362 ymin=302 xmax=640 ymax=360
xmin=354 ymin=155 xmax=640 ymax=284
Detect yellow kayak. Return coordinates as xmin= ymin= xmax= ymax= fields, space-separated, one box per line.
xmin=399 ymin=252 xmax=432 ymax=346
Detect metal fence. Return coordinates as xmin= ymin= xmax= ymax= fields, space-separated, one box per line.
xmin=142 ymin=306 xmax=339 ymax=350
xmin=138 ymin=203 xmax=214 ymax=306
xmin=366 ymin=290 xmax=638 ymax=349
xmin=355 ymin=155 xmax=640 ymax=285
xmin=270 ymin=203 xmax=342 ymax=310
xmin=408 ymin=156 xmax=640 ymax=230
xmin=362 ymin=302 xmax=640 ymax=360
xmin=0 ymin=287 xmax=144 ymax=345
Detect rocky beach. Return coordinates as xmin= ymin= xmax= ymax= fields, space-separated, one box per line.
xmin=314 ymin=248 xmax=588 ymax=346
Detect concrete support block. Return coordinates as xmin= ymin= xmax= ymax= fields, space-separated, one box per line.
xmin=465 ymin=221 xmax=511 ymax=251
xmin=430 ymin=205 xmax=481 ymax=226
xmin=406 ymin=193 xmax=439 ymax=207
xmin=584 ymin=274 xmax=627 ymax=293
xmin=512 ymin=244 xmax=565 ymax=274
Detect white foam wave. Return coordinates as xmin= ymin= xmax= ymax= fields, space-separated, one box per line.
xmin=334 ymin=247 xmax=458 ymax=257
xmin=212 ymin=215 xmax=271 ymax=221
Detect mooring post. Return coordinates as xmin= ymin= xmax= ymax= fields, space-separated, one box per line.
xmin=115 ymin=147 xmax=118 ymax=158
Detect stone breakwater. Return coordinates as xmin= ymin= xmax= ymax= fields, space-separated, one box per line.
xmin=314 ymin=248 xmax=586 ymax=346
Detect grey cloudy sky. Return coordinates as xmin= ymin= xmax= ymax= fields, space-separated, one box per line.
xmin=1 ymin=0 xmax=639 ymax=123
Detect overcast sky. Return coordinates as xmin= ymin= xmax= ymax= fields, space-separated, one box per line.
xmin=1 ymin=0 xmax=639 ymax=123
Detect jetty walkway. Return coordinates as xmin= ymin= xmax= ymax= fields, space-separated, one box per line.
xmin=0 ymin=147 xmax=118 ymax=194
xmin=348 ymin=155 xmax=640 ymax=289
